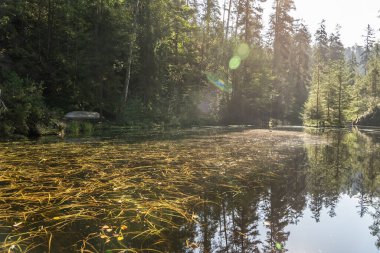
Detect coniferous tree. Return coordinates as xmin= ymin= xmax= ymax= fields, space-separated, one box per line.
xmin=347 ymin=52 xmax=358 ymax=86
xmin=326 ymin=26 xmax=348 ymax=125
xmin=361 ymin=24 xmax=375 ymax=74
xmin=303 ymin=20 xmax=329 ymax=125
xmin=367 ymin=44 xmax=380 ymax=99
xmin=314 ymin=20 xmax=329 ymax=122
xmin=289 ymin=22 xmax=311 ymax=123
xmin=304 ymin=23 xmax=350 ymax=126
xmin=236 ymin=0 xmax=265 ymax=45
xmin=314 ymin=20 xmax=329 ymax=63
xmin=4 ymin=0 xmax=380 ymax=134
xmin=224 ymin=0 xmax=269 ymax=124
xmin=270 ymin=0 xmax=296 ymax=121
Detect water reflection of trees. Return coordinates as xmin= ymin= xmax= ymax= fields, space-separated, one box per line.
xmin=345 ymin=130 xmax=380 ymax=248
xmin=306 ymin=131 xmax=349 ymax=221
xmin=3 ymin=129 xmax=380 ymax=252
xmin=190 ymin=129 xmax=380 ymax=252
xmin=190 ymin=145 xmax=308 ymax=253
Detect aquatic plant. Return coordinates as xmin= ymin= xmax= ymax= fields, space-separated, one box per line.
xmin=0 ymin=129 xmax=306 ymax=252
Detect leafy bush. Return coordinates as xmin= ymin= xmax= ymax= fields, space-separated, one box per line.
xmin=81 ymin=122 xmax=94 ymax=134
xmin=66 ymin=121 xmax=81 ymax=135
xmin=0 ymin=71 xmax=46 ymax=137
xmin=66 ymin=121 xmax=94 ymax=135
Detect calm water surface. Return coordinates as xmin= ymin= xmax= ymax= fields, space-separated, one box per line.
xmin=1 ymin=126 xmax=380 ymax=252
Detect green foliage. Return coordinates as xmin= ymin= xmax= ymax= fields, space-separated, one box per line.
xmin=304 ymin=60 xmax=351 ymax=126
xmin=0 ymin=0 xmax=311 ymax=131
xmin=3 ymin=0 xmax=379 ymax=132
xmin=66 ymin=121 xmax=81 ymax=135
xmin=66 ymin=121 xmax=95 ymax=135
xmin=303 ymin=25 xmax=354 ymax=127
xmin=121 ymin=98 xmax=160 ymax=126
xmin=0 ymin=71 xmax=46 ymax=137
xmin=269 ymin=1 xmax=312 ymax=122
xmin=82 ymin=122 xmax=94 ymax=134
xmin=346 ymin=43 xmax=380 ymax=124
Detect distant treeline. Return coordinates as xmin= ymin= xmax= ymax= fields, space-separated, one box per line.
xmin=0 ymin=0 xmax=379 ymax=136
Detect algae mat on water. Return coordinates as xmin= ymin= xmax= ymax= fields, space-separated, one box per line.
xmin=0 ymin=129 xmax=310 ymax=252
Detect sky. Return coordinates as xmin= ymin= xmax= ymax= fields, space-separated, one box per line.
xmin=287 ymin=0 xmax=380 ymax=47
xmin=220 ymin=0 xmax=380 ymax=47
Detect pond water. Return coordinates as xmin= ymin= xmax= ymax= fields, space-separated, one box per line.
xmin=1 ymin=126 xmax=380 ymax=253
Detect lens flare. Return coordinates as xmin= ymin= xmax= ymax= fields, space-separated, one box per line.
xmin=236 ymin=43 xmax=250 ymax=60
xmin=229 ymin=56 xmax=241 ymax=70
xmin=206 ymin=73 xmax=232 ymax=93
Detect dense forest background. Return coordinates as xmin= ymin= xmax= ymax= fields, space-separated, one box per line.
xmin=0 ymin=0 xmax=379 ymax=136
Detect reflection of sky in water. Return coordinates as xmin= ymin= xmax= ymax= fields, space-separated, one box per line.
xmin=286 ymin=195 xmax=377 ymax=253
xmin=192 ymin=195 xmax=378 ymax=253
xmin=184 ymin=129 xmax=380 ymax=253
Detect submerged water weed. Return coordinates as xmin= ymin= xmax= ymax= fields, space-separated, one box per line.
xmin=0 ymin=129 xmax=303 ymax=252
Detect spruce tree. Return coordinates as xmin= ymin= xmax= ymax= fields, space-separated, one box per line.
xmin=361 ymin=24 xmax=375 ymax=74
xmin=270 ymin=0 xmax=295 ymax=121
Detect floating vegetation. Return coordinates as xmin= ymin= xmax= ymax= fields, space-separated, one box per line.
xmin=0 ymin=129 xmax=312 ymax=252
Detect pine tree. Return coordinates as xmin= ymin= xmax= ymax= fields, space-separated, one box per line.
xmin=289 ymin=21 xmax=311 ymax=123
xmin=200 ymin=0 xmax=221 ymax=69
xmin=304 ymin=23 xmax=349 ymax=126
xmin=325 ymin=27 xmax=350 ymax=126
xmin=367 ymin=43 xmax=380 ymax=98
xmin=314 ymin=20 xmax=329 ymax=63
xmin=328 ymin=25 xmax=344 ymax=61
xmin=361 ymin=24 xmax=375 ymax=74
xmin=271 ymin=0 xmax=295 ymax=73
xmin=347 ymin=52 xmax=358 ymax=86
xmin=236 ymin=0 xmax=265 ymax=45
xmin=305 ymin=20 xmax=329 ymax=125
xmin=270 ymin=0 xmax=295 ymax=121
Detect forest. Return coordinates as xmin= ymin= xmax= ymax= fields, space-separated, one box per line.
xmin=0 ymin=0 xmax=380 ymax=137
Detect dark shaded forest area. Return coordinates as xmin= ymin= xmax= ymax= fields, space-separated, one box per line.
xmin=0 ymin=0 xmax=379 ymax=137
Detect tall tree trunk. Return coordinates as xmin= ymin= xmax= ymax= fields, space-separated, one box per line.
xmin=174 ymin=1 xmax=179 ymax=65
xmin=224 ymin=0 xmax=232 ymax=86
xmin=74 ymin=8 xmax=79 ymax=98
xmin=272 ymin=0 xmax=280 ymax=71
xmin=65 ymin=0 xmax=70 ymax=58
xmin=47 ymin=0 xmax=52 ymax=60
xmin=0 ymin=89 xmax=7 ymax=113
xmin=201 ymin=0 xmax=211 ymax=68
xmin=327 ymin=91 xmax=330 ymax=121
xmin=316 ymin=64 xmax=320 ymax=120
xmin=234 ymin=1 xmax=240 ymax=39
xmin=244 ymin=0 xmax=249 ymax=42
xmin=37 ymin=2 xmax=42 ymax=62
xmin=338 ymin=73 xmax=342 ymax=125
xmin=123 ymin=0 xmax=140 ymax=104
xmin=94 ymin=0 xmax=103 ymax=112
xmin=222 ymin=0 xmax=226 ymax=44
xmin=224 ymin=0 xmax=232 ymax=42
xmin=372 ymin=68 xmax=378 ymax=97
xmin=327 ymin=72 xmax=331 ymax=121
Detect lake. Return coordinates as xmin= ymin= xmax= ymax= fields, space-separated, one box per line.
xmin=1 ymin=126 xmax=380 ymax=253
